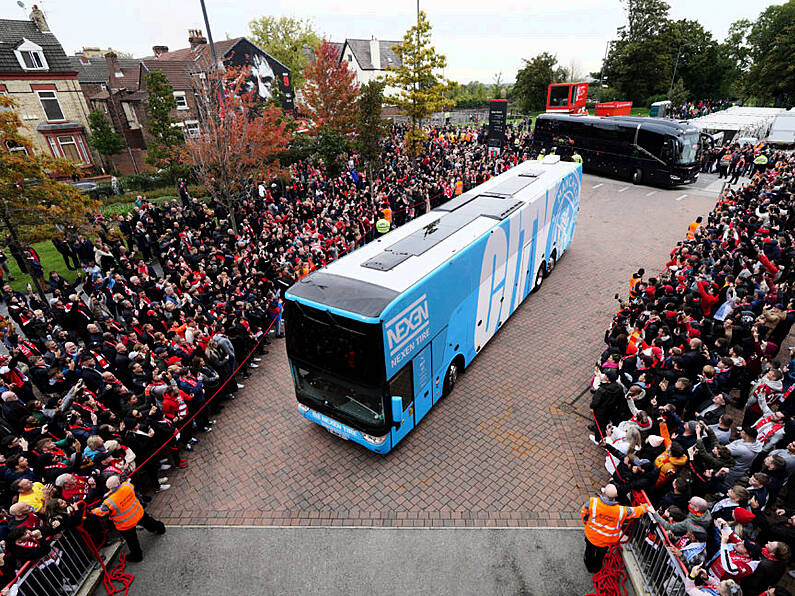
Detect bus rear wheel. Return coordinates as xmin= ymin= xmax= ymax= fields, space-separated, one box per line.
xmin=546 ymin=252 xmax=557 ymax=276
xmin=632 ymin=168 xmax=643 ymax=185
xmin=443 ymin=360 xmax=459 ymax=396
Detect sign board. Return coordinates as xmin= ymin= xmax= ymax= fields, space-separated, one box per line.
xmin=488 ymin=99 xmax=508 ymax=150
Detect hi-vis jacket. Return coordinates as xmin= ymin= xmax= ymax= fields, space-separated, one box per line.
xmin=91 ymin=480 xmax=144 ymax=530
xmin=580 ymin=496 xmax=649 ymax=547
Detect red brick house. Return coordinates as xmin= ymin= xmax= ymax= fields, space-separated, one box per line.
xmin=71 ymin=51 xmax=200 ymax=175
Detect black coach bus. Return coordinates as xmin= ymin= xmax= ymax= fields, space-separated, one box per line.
xmin=533 ymin=113 xmax=705 ymax=186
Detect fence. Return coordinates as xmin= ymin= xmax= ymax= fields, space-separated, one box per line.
xmin=6 ymin=528 xmax=100 ymax=596
xmin=622 ymin=491 xmax=689 ymax=596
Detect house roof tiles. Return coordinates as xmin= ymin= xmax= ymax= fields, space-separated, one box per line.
xmin=0 ymin=18 xmax=74 ymax=73
xmin=342 ymin=39 xmax=402 ymax=70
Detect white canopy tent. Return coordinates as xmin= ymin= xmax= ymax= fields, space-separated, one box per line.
xmin=688 ymin=106 xmax=786 ymax=142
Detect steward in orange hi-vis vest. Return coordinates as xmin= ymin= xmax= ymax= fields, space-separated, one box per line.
xmin=91 ymin=476 xmax=165 ymax=562
xmin=580 ymin=484 xmax=649 ymax=572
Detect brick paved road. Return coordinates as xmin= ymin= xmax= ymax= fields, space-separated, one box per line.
xmin=150 ymin=174 xmax=719 ymax=528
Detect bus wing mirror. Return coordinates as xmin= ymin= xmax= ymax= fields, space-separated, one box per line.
xmin=391 ymin=396 xmax=404 ymax=428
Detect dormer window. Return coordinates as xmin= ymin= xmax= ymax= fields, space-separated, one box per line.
xmin=14 ymin=38 xmax=48 ymax=71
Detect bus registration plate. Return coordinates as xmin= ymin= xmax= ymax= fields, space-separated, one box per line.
xmin=324 ymin=425 xmax=348 ymax=440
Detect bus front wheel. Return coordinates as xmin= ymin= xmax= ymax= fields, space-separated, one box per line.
xmin=533 ymin=264 xmax=546 ymax=292
xmin=632 ymin=168 xmax=643 ymax=185
xmin=443 ymin=360 xmax=459 ymax=396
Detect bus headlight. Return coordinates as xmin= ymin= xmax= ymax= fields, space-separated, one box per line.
xmin=297 ymin=403 xmax=310 ymax=413
xmin=361 ymin=432 xmax=388 ymax=445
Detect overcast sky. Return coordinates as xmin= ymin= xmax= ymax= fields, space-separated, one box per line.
xmin=1 ymin=0 xmax=783 ymax=82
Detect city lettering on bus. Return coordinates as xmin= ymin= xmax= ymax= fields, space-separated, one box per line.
xmin=285 ymin=158 xmax=582 ymax=453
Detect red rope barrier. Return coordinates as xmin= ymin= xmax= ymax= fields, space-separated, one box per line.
xmin=584 ymin=545 xmax=629 ymax=596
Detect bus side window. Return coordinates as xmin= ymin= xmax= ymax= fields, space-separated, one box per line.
xmin=661 ymin=139 xmax=674 ymax=162
xmin=389 ymin=363 xmax=414 ymax=410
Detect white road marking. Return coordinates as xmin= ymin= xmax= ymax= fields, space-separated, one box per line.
xmin=675 ymin=194 xmax=688 ymax=201
xmin=617 ymin=186 xmax=629 ymax=193
xmin=645 ymin=191 xmax=656 ymax=197
xmin=592 ymin=183 xmax=603 ymax=189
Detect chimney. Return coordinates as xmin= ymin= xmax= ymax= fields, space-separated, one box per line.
xmin=188 ymin=29 xmax=207 ymax=50
xmin=152 ymin=45 xmax=169 ymax=59
xmin=29 ymin=4 xmax=50 ymax=32
xmin=104 ymin=51 xmax=123 ymax=86
xmin=369 ymin=36 xmax=381 ymax=70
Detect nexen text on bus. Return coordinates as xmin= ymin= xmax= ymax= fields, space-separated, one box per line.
xmin=390 ymin=326 xmax=431 ymax=369
xmin=386 ymin=294 xmax=430 ymax=355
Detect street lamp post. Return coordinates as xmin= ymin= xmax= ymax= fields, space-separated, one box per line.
xmin=199 ymin=0 xmax=225 ymax=104
xmin=668 ymin=45 xmax=683 ymax=99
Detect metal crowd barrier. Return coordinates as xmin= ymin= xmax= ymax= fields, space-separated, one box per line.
xmin=5 ymin=528 xmax=99 ymax=596
xmin=623 ymin=492 xmax=689 ymax=596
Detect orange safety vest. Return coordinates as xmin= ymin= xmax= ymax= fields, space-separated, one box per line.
xmin=455 ymin=180 xmax=463 ymax=196
xmin=92 ymin=481 xmax=144 ymax=530
xmin=686 ymin=221 xmax=700 ymax=241
xmin=382 ymin=206 xmax=393 ymax=223
xmin=580 ymin=497 xmax=649 ymax=547
xmin=629 ymin=275 xmax=642 ymax=298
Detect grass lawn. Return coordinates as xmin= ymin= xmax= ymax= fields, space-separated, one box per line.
xmin=5 ymin=240 xmax=78 ymax=293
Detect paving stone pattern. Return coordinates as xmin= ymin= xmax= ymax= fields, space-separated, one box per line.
xmin=149 ymin=175 xmax=720 ymax=528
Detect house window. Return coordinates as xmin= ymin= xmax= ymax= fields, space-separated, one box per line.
xmin=37 ymin=90 xmax=64 ymax=121
xmin=173 ymin=91 xmax=188 ymax=110
xmin=20 ymin=51 xmax=44 ymax=69
xmin=5 ymin=141 xmax=28 ymax=155
xmin=57 ymin=135 xmax=83 ymax=163
xmin=184 ymin=120 xmax=200 ymax=137
xmin=121 ymin=102 xmax=140 ymax=129
xmin=347 ymin=54 xmax=353 ymax=62
xmin=14 ymin=40 xmax=48 ymax=71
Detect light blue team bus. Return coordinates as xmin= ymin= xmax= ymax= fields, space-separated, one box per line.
xmin=284 ymin=157 xmax=582 ymax=453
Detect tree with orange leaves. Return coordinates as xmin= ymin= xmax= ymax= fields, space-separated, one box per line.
xmin=182 ymin=65 xmax=291 ymax=234
xmin=301 ymin=40 xmax=360 ymax=135
xmin=0 ymin=95 xmax=96 ymax=297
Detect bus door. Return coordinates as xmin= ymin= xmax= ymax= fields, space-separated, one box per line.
xmin=388 ymin=361 xmax=415 ymax=447
xmin=412 ymin=344 xmax=433 ymax=422
xmin=431 ymin=326 xmax=449 ymax=404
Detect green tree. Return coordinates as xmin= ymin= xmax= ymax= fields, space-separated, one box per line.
xmin=248 ymin=16 xmax=321 ymax=89
xmin=87 ymin=109 xmax=124 ymax=172
xmin=314 ymin=125 xmax=348 ymax=178
xmin=144 ymin=70 xmax=184 ymax=176
xmin=513 ymin=52 xmax=561 ymax=113
xmin=355 ymin=80 xmax=386 ymax=192
xmin=721 ymin=19 xmax=752 ymax=95
xmin=745 ymin=1 xmax=795 ymax=104
xmin=603 ymin=0 xmax=674 ymax=104
xmin=664 ymin=19 xmax=732 ymax=99
xmin=668 ymin=78 xmax=689 ymax=105
xmin=383 ymin=11 xmax=452 ymax=155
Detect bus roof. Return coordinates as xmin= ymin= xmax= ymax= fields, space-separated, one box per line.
xmin=536 ymin=112 xmax=700 ymax=136
xmin=287 ymin=159 xmax=579 ymax=320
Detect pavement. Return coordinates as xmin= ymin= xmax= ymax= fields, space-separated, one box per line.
xmin=130 ymin=526 xmax=594 ymax=596
xmin=147 ymin=171 xmax=721 ymax=530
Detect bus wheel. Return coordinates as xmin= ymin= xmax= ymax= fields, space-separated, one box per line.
xmin=533 ymin=264 xmax=545 ymax=292
xmin=632 ymin=168 xmax=643 ymax=184
xmin=443 ymin=360 xmax=459 ymax=396
xmin=546 ymin=252 xmax=557 ymax=276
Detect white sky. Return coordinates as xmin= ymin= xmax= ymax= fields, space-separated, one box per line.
xmin=0 ymin=0 xmax=783 ymax=83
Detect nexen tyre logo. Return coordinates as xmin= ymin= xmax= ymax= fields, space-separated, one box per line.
xmin=386 ymin=294 xmax=430 ymax=359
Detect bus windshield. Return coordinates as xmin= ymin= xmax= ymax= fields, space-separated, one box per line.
xmin=286 ymin=301 xmax=384 ymax=386
xmin=676 ymin=133 xmax=701 ymax=164
xmin=292 ymin=364 xmax=385 ymax=426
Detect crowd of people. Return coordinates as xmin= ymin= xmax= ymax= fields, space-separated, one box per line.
xmin=587 ymin=147 xmax=795 ymax=595
xmin=668 ymin=99 xmax=734 ymax=121
xmin=0 ymin=122 xmax=537 ymax=589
